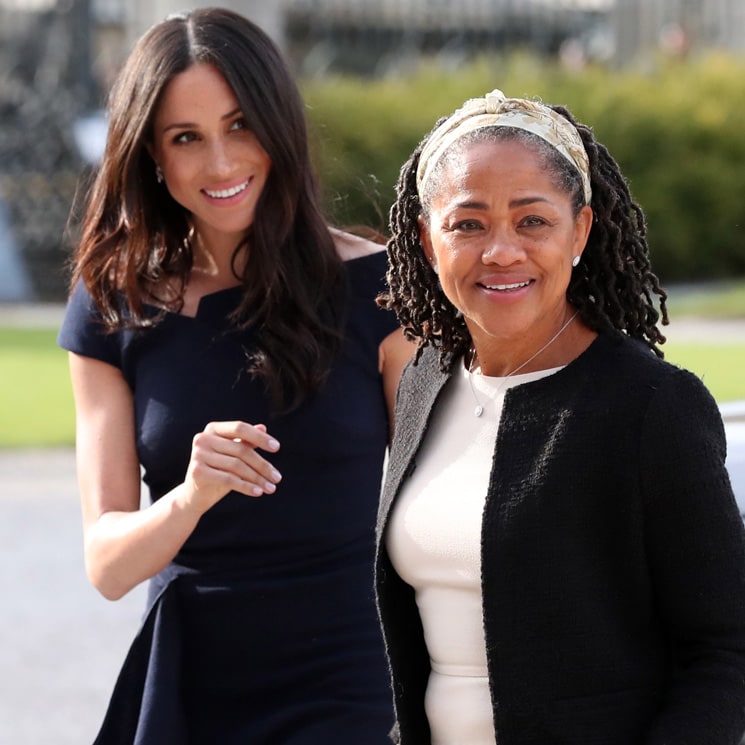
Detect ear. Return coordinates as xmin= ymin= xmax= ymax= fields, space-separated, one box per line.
xmin=417 ymin=214 xmax=437 ymax=271
xmin=145 ymin=138 xmax=162 ymax=168
xmin=572 ymin=205 xmax=593 ymax=258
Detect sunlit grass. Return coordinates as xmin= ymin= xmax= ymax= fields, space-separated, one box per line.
xmin=0 ymin=328 xmax=74 ymax=448
xmin=663 ymin=341 xmax=745 ymax=403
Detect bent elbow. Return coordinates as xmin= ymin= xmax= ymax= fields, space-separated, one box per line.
xmin=84 ymin=554 xmax=132 ymax=602
xmin=97 ymin=581 xmax=128 ymax=602
xmin=86 ymin=566 xmax=127 ymax=601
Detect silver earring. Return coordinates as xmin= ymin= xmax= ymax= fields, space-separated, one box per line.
xmin=572 ymin=255 xmax=580 ymax=267
xmin=432 ymin=264 xmax=439 ymax=275
xmin=155 ymin=164 xmax=164 ymax=184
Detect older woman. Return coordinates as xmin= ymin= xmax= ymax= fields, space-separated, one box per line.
xmin=376 ymin=89 xmax=745 ymax=744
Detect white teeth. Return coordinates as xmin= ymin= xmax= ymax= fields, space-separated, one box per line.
xmin=204 ymin=179 xmax=249 ymax=199
xmin=484 ymin=280 xmax=530 ymax=291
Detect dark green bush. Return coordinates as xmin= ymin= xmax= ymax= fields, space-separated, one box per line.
xmin=302 ymin=52 xmax=745 ymax=283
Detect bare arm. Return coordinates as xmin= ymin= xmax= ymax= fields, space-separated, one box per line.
xmin=69 ymin=353 xmax=282 ymax=600
xmin=379 ymin=328 xmax=416 ymax=441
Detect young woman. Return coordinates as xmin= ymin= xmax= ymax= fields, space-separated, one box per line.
xmin=376 ymin=89 xmax=745 ymax=744
xmin=58 ymin=8 xmax=411 ymax=743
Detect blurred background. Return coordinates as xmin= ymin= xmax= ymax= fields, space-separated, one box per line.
xmin=1 ymin=0 xmax=745 ymax=303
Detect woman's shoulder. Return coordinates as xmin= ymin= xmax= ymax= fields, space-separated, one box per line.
xmin=329 ymin=226 xmax=402 ymax=340
xmin=57 ymin=280 xmax=125 ymax=367
xmin=330 ymin=226 xmax=389 ymax=296
xmin=588 ymin=331 xmax=675 ymax=375
xmin=589 ymin=331 xmax=718 ymax=412
xmin=330 ymin=226 xmax=387 ymax=262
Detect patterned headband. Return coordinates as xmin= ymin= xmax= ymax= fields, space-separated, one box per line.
xmin=416 ymin=89 xmax=592 ymax=204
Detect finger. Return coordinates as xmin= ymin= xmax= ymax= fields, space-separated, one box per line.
xmin=188 ymin=456 xmax=268 ymax=498
xmin=220 ymin=436 xmax=282 ymax=485
xmin=190 ymin=448 xmax=280 ymax=498
xmin=192 ymin=433 xmax=282 ymax=493
xmin=206 ymin=420 xmax=280 ymax=453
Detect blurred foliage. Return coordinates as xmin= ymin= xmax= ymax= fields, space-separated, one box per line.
xmin=302 ymin=51 xmax=745 ymax=284
xmin=0 ymin=1 xmax=94 ymax=302
xmin=0 ymin=77 xmax=85 ymax=301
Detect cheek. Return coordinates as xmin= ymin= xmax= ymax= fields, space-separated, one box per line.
xmin=158 ymin=160 xmax=197 ymax=210
xmin=433 ymin=240 xmax=471 ymax=276
xmin=427 ymin=230 xmax=452 ymax=260
xmin=160 ymin=152 xmax=187 ymax=181
xmin=432 ymin=247 xmax=469 ymax=302
xmin=242 ymin=137 xmax=271 ymax=166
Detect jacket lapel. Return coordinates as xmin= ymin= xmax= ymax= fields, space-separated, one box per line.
xmin=376 ymin=347 xmax=452 ymax=540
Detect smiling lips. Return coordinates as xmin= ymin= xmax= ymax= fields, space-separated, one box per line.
xmin=482 ymin=279 xmax=532 ymax=291
xmin=203 ymin=178 xmax=250 ymax=199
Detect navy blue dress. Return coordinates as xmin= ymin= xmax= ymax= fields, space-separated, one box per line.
xmin=58 ymin=252 xmax=398 ymax=744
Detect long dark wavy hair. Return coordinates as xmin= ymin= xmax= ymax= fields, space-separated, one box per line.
xmin=379 ymin=104 xmax=669 ymax=371
xmin=69 ymin=7 xmax=345 ymax=411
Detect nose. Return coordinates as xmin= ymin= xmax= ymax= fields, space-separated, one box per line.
xmin=207 ymin=138 xmax=234 ymax=178
xmin=481 ymin=234 xmax=525 ymax=266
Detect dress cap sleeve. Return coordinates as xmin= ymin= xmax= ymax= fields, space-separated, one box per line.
xmin=57 ymin=280 xmax=123 ymax=369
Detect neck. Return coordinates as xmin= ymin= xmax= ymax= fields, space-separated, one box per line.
xmin=471 ymin=309 xmax=581 ymax=378
xmin=190 ymin=231 xmax=248 ymax=286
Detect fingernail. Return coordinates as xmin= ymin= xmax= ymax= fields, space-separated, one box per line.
xmin=267 ymin=438 xmax=280 ymax=451
xmin=270 ymin=469 xmax=282 ymax=483
xmin=263 ymin=481 xmax=277 ymax=493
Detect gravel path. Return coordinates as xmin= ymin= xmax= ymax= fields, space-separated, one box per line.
xmin=0 ymin=448 xmax=147 ymax=745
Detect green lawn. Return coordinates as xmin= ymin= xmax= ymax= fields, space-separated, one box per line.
xmin=662 ymin=278 xmax=745 ymax=403
xmin=0 ymin=328 xmax=75 ymax=448
xmin=0 ymin=319 xmax=743 ymax=449
xmin=663 ymin=342 xmax=745 ymax=404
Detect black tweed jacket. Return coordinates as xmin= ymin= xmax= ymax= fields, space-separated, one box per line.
xmin=376 ymin=331 xmax=745 ymax=745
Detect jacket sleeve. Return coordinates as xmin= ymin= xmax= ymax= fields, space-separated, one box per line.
xmin=640 ymin=367 xmax=745 ymax=744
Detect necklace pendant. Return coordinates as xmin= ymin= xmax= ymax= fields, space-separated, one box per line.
xmin=474 ymin=404 xmax=484 ymax=418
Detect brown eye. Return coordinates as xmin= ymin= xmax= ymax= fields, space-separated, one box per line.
xmin=521 ymin=216 xmax=547 ymax=227
xmin=454 ymin=220 xmax=483 ymax=232
xmin=173 ymin=131 xmax=197 ymax=145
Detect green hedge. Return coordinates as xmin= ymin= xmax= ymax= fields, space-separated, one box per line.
xmin=301 ymin=52 xmax=745 ymax=283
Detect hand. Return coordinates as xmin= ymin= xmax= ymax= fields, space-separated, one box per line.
xmin=182 ymin=420 xmax=282 ymax=514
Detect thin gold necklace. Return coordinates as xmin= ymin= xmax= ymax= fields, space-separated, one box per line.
xmin=467 ymin=311 xmax=579 ymax=418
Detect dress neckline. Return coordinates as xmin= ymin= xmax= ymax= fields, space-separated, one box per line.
xmin=143 ymin=250 xmax=386 ymax=321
